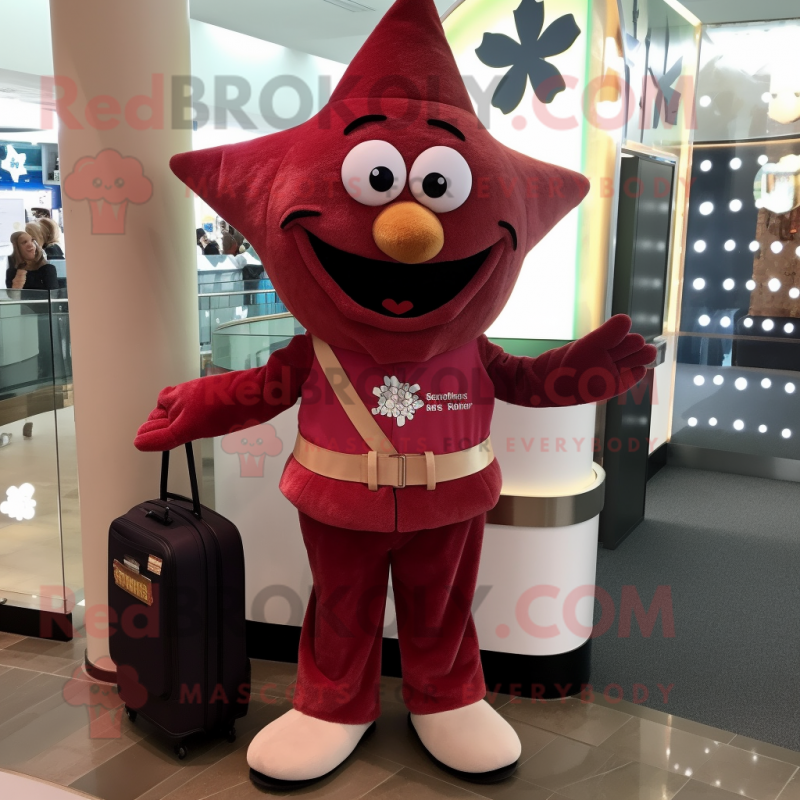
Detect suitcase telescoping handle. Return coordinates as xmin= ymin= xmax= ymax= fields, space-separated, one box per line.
xmin=160 ymin=442 xmax=202 ymax=519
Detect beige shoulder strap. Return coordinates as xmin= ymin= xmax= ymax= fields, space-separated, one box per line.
xmin=312 ymin=336 xmax=398 ymax=456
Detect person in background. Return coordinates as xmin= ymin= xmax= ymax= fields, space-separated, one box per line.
xmin=233 ymin=230 xmax=252 ymax=253
xmin=38 ymin=218 xmax=65 ymax=260
xmin=25 ymin=221 xmax=45 ymax=248
xmin=6 ymin=231 xmax=58 ymax=290
xmin=31 ymin=207 xmax=51 ymax=220
xmin=221 ymin=231 xmax=248 ymax=267
xmin=7 ymin=230 xmax=60 ymax=384
xmin=198 ymin=227 xmax=221 ymax=256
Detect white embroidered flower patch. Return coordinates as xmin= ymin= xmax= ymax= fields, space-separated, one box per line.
xmin=372 ymin=376 xmax=424 ymax=426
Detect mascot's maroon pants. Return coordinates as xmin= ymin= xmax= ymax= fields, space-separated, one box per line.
xmin=292 ymin=512 xmax=487 ymax=724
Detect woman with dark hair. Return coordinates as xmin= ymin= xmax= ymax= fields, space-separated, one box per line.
xmin=38 ymin=219 xmax=65 ymax=260
xmin=5 ymin=231 xmax=58 ymax=290
xmin=197 ymin=227 xmax=220 ymax=256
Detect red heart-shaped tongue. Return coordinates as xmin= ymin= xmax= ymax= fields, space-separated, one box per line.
xmin=382 ymin=299 xmax=414 ymax=315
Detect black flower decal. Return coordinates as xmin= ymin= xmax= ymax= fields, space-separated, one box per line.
xmin=475 ymin=0 xmax=581 ymax=114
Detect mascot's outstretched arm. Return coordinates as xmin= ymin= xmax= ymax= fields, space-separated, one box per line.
xmin=482 ymin=314 xmax=655 ymax=408
xmin=134 ymin=334 xmax=312 ymax=451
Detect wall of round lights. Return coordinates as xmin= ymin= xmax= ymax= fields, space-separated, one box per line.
xmin=673 ymin=138 xmax=799 ymax=459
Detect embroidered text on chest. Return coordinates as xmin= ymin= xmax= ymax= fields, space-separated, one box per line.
xmin=372 ymin=377 xmax=424 ymax=426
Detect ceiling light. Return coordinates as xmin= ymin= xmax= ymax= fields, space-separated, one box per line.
xmin=723 ymin=279 xmax=735 ymax=289
xmin=761 ymin=378 xmax=772 ymax=388
xmin=724 ymin=240 xmax=736 ymax=251
xmin=771 ymin=243 xmax=783 ymax=254
xmin=790 ymin=288 xmax=800 ymax=298
xmin=761 ymin=92 xmax=772 ymax=103
xmin=768 ymin=278 xmax=781 ymax=290
xmin=782 ymin=429 xmax=792 ymax=439
xmin=694 ymin=241 xmax=707 ymax=253
xmin=746 ymin=280 xmax=757 ymax=290
xmin=759 ymin=425 xmax=767 ymax=433
xmin=758 ymin=155 xmax=769 ymax=166
xmin=734 ymin=420 xmax=745 ymax=431
xmin=700 ymin=160 xmax=712 ymax=172
xmin=713 ymin=375 xmax=724 ymax=385
xmin=729 ymin=199 xmax=743 ymax=212
xmin=743 ymin=318 xmax=753 ymax=328
xmin=730 ymin=158 xmax=742 ymax=170
xmin=786 ymin=383 xmax=796 ymax=394
xmin=693 ymin=278 xmax=706 ymax=290
xmin=699 ymin=315 xmax=711 ymax=326
xmin=709 ymin=417 xmax=718 ymax=426
xmin=699 ymin=202 xmax=714 ymax=215
xmin=694 ymin=375 xmax=705 ymax=386
xmin=721 ymin=316 xmax=731 ymax=327
xmin=763 ymin=319 xmax=775 ymax=331
xmin=785 ymin=323 xmax=795 ymax=334
xmin=688 ymin=417 xmax=698 ymax=427
xmin=749 ymin=242 xmax=760 ymax=253
xmin=700 ymin=95 xmax=712 ymax=107
xmin=735 ymin=378 xmax=747 ymax=390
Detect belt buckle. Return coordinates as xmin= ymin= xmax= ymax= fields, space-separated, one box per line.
xmin=389 ymin=453 xmax=407 ymax=488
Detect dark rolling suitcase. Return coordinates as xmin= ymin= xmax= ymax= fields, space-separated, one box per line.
xmin=108 ymin=443 xmax=250 ymax=758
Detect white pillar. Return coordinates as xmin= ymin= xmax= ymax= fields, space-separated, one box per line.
xmin=49 ymin=0 xmax=197 ymax=668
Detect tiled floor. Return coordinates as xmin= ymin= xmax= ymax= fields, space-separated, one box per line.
xmin=0 ymin=631 xmax=799 ymax=800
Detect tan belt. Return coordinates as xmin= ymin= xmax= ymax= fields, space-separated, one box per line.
xmin=293 ymin=432 xmax=494 ymax=491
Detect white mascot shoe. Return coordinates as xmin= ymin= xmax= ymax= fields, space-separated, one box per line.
xmin=409 ymin=699 xmax=521 ymax=783
xmin=247 ymin=708 xmax=374 ymax=790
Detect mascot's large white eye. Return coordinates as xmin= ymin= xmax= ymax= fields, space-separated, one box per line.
xmin=409 ymin=146 xmax=472 ymax=213
xmin=341 ymin=140 xmax=407 ymax=207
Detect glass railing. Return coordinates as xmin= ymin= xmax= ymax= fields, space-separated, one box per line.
xmin=0 ymin=259 xmax=294 ymax=614
xmin=210 ymin=312 xmax=305 ymax=372
xmin=0 ymin=288 xmax=80 ymax=615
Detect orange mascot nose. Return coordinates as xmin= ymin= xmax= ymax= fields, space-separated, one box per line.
xmin=373 ymin=202 xmax=445 ymax=264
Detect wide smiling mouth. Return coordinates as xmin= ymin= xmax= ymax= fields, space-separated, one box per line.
xmin=306 ymin=230 xmax=492 ymax=318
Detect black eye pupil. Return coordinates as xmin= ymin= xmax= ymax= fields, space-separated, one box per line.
xmin=369 ymin=166 xmax=394 ymax=193
xmin=423 ymin=172 xmax=448 ymax=199
xmin=93 ymin=178 xmax=102 ymax=187
xmin=115 ymin=178 xmax=124 ymax=187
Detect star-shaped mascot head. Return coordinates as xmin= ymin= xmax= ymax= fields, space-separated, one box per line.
xmin=171 ymin=0 xmax=589 ymax=364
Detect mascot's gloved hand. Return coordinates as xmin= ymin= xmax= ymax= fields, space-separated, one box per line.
xmin=134 ymin=384 xmax=191 ymax=452
xmin=546 ymin=314 xmax=657 ymax=406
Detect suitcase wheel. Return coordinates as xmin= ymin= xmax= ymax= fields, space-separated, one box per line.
xmin=175 ymin=744 xmax=189 ymax=760
xmin=125 ymin=707 xmax=137 ymax=724
xmin=226 ymin=726 xmax=236 ymax=744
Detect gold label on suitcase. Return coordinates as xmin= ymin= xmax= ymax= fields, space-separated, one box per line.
xmin=113 ymin=559 xmax=153 ymax=606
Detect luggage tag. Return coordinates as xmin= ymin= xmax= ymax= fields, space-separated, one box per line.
xmin=147 ymin=555 xmax=163 ymax=576
xmin=113 ymin=559 xmax=153 ymax=606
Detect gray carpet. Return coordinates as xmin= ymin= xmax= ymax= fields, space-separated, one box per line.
xmin=592 ymin=465 xmax=800 ymax=751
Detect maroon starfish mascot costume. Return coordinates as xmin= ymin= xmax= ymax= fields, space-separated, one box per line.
xmin=136 ymin=0 xmax=656 ymax=788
